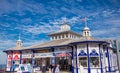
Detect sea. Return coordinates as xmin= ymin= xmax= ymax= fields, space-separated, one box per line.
xmin=0 ymin=64 xmax=6 ymax=69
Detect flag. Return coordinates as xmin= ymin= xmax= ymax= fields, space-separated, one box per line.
xmin=81 ymin=17 xmax=87 ymax=22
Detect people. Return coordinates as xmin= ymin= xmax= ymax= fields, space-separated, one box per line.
xmin=78 ymin=63 xmax=85 ymax=73
xmin=49 ymin=64 xmax=52 ymax=73
xmin=51 ymin=64 xmax=56 ymax=73
xmin=55 ymin=64 xmax=60 ymax=73
xmin=41 ymin=64 xmax=46 ymax=73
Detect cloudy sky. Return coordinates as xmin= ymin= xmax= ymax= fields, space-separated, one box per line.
xmin=0 ymin=0 xmax=120 ymax=64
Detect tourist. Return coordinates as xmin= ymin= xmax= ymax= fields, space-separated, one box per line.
xmin=41 ymin=64 xmax=46 ymax=73
xmin=55 ymin=64 xmax=60 ymax=73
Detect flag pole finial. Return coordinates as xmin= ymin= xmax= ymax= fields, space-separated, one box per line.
xmin=85 ymin=17 xmax=88 ymax=27
xmin=18 ymin=33 xmax=21 ymax=41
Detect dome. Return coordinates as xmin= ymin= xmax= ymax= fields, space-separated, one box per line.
xmin=83 ymin=26 xmax=90 ymax=30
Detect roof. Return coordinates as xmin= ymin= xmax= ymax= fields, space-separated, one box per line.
xmin=24 ymin=37 xmax=106 ymax=50
xmin=5 ymin=46 xmax=23 ymax=51
xmin=25 ymin=39 xmax=74 ymax=49
xmin=4 ymin=37 xmax=108 ymax=51
xmin=48 ymin=30 xmax=82 ymax=36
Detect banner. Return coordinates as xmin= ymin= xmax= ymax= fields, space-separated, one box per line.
xmin=13 ymin=52 xmax=20 ymax=60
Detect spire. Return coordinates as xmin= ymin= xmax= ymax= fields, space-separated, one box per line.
xmin=84 ymin=17 xmax=88 ymax=28
xmin=82 ymin=17 xmax=91 ymax=37
xmin=18 ymin=33 xmax=21 ymax=41
xmin=16 ymin=33 xmax=22 ymax=47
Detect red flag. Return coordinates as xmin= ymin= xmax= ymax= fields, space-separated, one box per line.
xmin=82 ymin=17 xmax=86 ymax=22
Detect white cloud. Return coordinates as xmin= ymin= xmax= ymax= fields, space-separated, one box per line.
xmin=18 ymin=22 xmax=60 ymax=35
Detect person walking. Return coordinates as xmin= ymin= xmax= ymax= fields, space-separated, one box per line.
xmin=41 ymin=64 xmax=46 ymax=73
xmin=55 ymin=64 xmax=60 ymax=73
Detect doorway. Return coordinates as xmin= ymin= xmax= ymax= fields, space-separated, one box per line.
xmin=55 ymin=57 xmax=72 ymax=71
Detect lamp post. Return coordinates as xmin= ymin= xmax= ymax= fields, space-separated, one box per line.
xmin=114 ymin=40 xmax=120 ymax=73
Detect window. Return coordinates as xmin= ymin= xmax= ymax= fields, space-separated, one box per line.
xmin=79 ymin=57 xmax=87 ymax=67
xmin=90 ymin=57 xmax=99 ymax=67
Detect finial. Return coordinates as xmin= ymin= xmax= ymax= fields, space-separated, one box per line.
xmin=18 ymin=33 xmax=21 ymax=41
xmin=62 ymin=17 xmax=67 ymax=24
xmin=83 ymin=17 xmax=88 ymax=27
xmin=82 ymin=17 xmax=91 ymax=28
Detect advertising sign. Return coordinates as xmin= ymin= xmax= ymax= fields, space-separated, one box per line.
xmin=22 ymin=50 xmax=33 ymax=58
xmin=34 ymin=53 xmax=54 ymax=58
xmin=6 ymin=52 xmax=12 ymax=71
xmin=13 ymin=52 xmax=20 ymax=60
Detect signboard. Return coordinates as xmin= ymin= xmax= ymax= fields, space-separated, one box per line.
xmin=37 ymin=49 xmax=50 ymax=53
xmin=22 ymin=50 xmax=33 ymax=58
xmin=55 ymin=52 xmax=71 ymax=57
xmin=34 ymin=53 xmax=54 ymax=58
xmin=6 ymin=52 xmax=12 ymax=71
xmin=13 ymin=52 xmax=20 ymax=60
xmin=55 ymin=47 xmax=72 ymax=52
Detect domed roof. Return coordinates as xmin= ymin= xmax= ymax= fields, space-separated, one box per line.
xmin=83 ymin=26 xmax=90 ymax=30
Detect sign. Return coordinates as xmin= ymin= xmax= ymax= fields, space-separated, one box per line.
xmin=22 ymin=54 xmax=32 ymax=58
xmin=22 ymin=50 xmax=33 ymax=58
xmin=6 ymin=52 xmax=12 ymax=71
xmin=37 ymin=49 xmax=50 ymax=53
xmin=55 ymin=52 xmax=71 ymax=57
xmin=34 ymin=53 xmax=54 ymax=58
xmin=55 ymin=47 xmax=72 ymax=52
xmin=7 ymin=52 xmax=12 ymax=61
xmin=13 ymin=52 xmax=20 ymax=60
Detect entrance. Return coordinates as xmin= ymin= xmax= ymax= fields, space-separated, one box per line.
xmin=55 ymin=57 xmax=72 ymax=71
xmin=35 ymin=58 xmax=51 ymax=70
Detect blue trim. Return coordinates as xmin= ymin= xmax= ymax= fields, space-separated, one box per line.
xmin=20 ymin=51 xmax=22 ymax=64
xmin=51 ymin=47 xmax=55 ymax=64
xmin=71 ymin=46 xmax=74 ymax=73
xmin=75 ymin=45 xmax=78 ymax=73
xmin=99 ymin=44 xmax=103 ymax=73
xmin=107 ymin=47 xmax=111 ymax=71
xmin=90 ymin=49 xmax=99 ymax=56
xmin=32 ymin=50 xmax=35 ymax=66
xmin=78 ymin=50 xmax=87 ymax=56
xmin=87 ymin=44 xmax=91 ymax=73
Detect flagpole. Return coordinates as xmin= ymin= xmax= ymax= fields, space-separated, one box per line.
xmin=114 ymin=40 xmax=120 ymax=73
xmin=85 ymin=17 xmax=87 ymax=27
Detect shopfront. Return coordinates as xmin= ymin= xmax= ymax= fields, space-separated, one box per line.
xmin=54 ymin=47 xmax=72 ymax=72
xmin=22 ymin=50 xmax=33 ymax=64
xmin=34 ymin=49 xmax=53 ymax=70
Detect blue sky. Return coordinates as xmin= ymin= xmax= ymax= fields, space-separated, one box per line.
xmin=0 ymin=0 xmax=120 ymax=64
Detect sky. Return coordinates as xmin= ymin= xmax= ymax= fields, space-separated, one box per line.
xmin=0 ymin=0 xmax=120 ymax=64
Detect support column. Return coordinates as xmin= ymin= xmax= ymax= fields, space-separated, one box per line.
xmin=71 ymin=46 xmax=74 ymax=73
xmin=20 ymin=51 xmax=22 ymax=64
xmin=32 ymin=50 xmax=35 ymax=66
xmin=99 ymin=44 xmax=103 ymax=73
xmin=87 ymin=43 xmax=91 ymax=73
xmin=52 ymin=47 xmax=55 ymax=64
xmin=106 ymin=46 xmax=111 ymax=71
xmin=75 ymin=45 xmax=78 ymax=73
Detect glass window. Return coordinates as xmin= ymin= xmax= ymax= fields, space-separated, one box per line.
xmin=79 ymin=57 xmax=87 ymax=67
xmin=90 ymin=57 xmax=99 ymax=67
